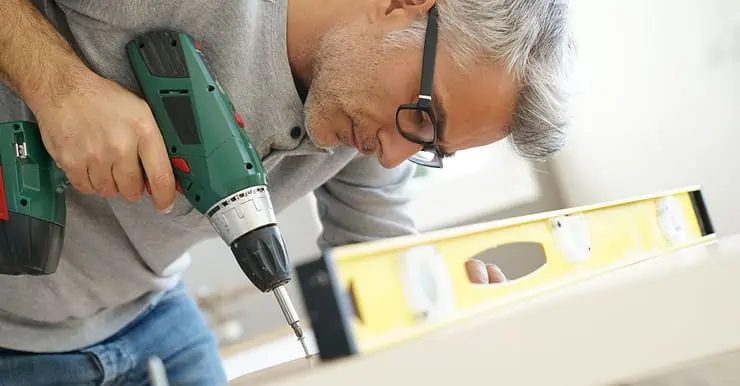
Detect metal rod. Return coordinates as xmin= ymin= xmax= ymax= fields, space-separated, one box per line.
xmin=273 ymin=285 xmax=310 ymax=358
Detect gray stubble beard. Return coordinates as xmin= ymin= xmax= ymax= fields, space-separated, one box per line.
xmin=302 ymin=22 xmax=387 ymax=153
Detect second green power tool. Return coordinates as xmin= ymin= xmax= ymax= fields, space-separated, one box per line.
xmin=0 ymin=30 xmax=309 ymax=356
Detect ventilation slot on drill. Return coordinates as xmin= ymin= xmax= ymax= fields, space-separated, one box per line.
xmin=159 ymin=90 xmax=189 ymax=95
xmin=162 ymin=95 xmax=201 ymax=145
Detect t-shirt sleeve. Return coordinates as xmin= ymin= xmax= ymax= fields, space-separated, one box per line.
xmin=313 ymin=154 xmax=419 ymax=250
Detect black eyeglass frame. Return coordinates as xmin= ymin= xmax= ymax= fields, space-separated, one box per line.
xmin=394 ymin=4 xmax=444 ymax=168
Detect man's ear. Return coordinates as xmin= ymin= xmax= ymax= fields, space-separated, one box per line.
xmin=366 ymin=0 xmax=435 ymax=27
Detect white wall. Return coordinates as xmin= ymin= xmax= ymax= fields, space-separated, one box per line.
xmin=553 ymin=0 xmax=740 ymax=236
xmin=406 ymin=140 xmax=545 ymax=231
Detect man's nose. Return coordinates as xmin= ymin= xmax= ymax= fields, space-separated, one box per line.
xmin=377 ymin=129 xmax=423 ymax=169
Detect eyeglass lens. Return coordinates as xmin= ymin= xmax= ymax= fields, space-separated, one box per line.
xmin=397 ymin=108 xmax=435 ymax=143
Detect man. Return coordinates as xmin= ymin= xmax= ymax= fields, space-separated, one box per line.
xmin=0 ymin=0 xmax=573 ymax=384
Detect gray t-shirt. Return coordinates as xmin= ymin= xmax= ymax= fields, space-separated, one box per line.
xmin=0 ymin=0 xmax=417 ymax=352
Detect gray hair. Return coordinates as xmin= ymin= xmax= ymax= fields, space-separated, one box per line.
xmin=383 ymin=0 xmax=576 ymax=161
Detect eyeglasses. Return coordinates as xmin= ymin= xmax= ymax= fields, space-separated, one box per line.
xmin=395 ymin=4 xmax=443 ymax=168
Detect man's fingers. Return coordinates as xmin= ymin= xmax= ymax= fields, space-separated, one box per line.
xmin=65 ymin=165 xmax=96 ymax=194
xmin=465 ymin=259 xmax=489 ymax=284
xmin=465 ymin=259 xmax=508 ymax=284
xmin=87 ymin=160 xmax=118 ymax=198
xmin=112 ymin=150 xmax=144 ymax=202
xmin=485 ymin=263 xmax=507 ymax=284
xmin=138 ymin=124 xmax=175 ymax=214
xmin=55 ymin=153 xmax=96 ymax=194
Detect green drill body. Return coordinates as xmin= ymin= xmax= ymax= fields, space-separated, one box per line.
xmin=126 ymin=31 xmax=268 ymax=214
xmin=0 ymin=121 xmax=66 ymax=226
xmin=0 ymin=32 xmax=266 ymax=229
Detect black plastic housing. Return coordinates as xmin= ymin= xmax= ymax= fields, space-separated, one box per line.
xmin=0 ymin=212 xmax=64 ymax=275
xmin=230 ymin=224 xmax=291 ymax=293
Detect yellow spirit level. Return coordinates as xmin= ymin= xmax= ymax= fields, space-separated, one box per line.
xmin=295 ymin=186 xmax=715 ymax=361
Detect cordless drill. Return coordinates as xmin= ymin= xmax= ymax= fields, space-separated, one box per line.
xmin=0 ymin=31 xmax=309 ymax=356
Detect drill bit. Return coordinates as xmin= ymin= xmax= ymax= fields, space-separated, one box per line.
xmin=291 ymin=320 xmax=311 ymax=359
xmin=273 ymin=285 xmax=311 ymax=359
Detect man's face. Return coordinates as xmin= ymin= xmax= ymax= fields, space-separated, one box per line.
xmin=303 ymin=3 xmax=520 ymax=169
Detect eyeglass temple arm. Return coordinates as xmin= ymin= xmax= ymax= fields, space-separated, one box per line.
xmin=418 ymin=5 xmax=438 ymax=105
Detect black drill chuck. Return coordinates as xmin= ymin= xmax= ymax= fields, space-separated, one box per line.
xmin=230 ymin=224 xmax=292 ymax=293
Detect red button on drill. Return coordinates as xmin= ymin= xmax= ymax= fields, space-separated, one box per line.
xmin=171 ymin=157 xmax=190 ymax=173
xmin=233 ymin=111 xmax=245 ymax=128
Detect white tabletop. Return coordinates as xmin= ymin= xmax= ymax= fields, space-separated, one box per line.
xmin=253 ymin=234 xmax=740 ymax=386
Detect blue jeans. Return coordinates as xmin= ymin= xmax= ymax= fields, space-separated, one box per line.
xmin=0 ymin=282 xmax=227 ymax=385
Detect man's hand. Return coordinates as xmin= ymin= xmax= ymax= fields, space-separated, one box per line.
xmin=35 ymin=74 xmax=176 ymax=213
xmin=0 ymin=0 xmax=175 ymax=213
xmin=465 ymin=259 xmax=508 ymax=284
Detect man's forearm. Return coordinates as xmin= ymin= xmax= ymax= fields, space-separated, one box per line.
xmin=0 ymin=0 xmax=93 ymax=113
